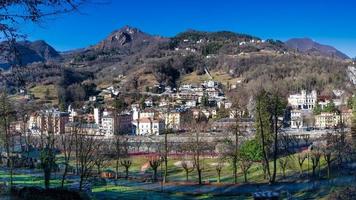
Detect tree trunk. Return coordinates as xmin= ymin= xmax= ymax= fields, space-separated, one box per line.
xmin=233 ymin=158 xmax=237 ymax=184
xmin=61 ymin=163 xmax=68 ymax=188
xmin=153 ymin=168 xmax=157 ymax=182
xmin=244 ymin=172 xmax=247 ymax=183
xmin=257 ymin=103 xmax=271 ymax=182
xmin=217 ymin=170 xmax=221 ymax=183
xmin=79 ymin=175 xmax=84 ymax=191
xmin=44 ymin=169 xmax=51 ymax=189
xmin=125 ymin=167 xmax=129 ymax=179
xmin=299 ymin=163 xmax=303 ymax=175
xmin=271 ymin=111 xmax=278 ymax=183
xmin=198 ymin=169 xmax=202 ymax=185
xmin=234 ymin=125 xmax=239 ymax=184
xmin=115 ymin=160 xmax=119 ymax=180
xmin=97 ymin=164 xmax=101 ymax=175
xmin=164 ymin=130 xmax=168 ymax=183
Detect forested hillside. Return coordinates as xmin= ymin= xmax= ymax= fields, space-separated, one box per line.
xmin=0 ymin=26 xmax=353 ymax=97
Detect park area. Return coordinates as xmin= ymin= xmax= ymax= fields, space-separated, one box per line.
xmin=1 ymin=152 xmax=356 ymax=199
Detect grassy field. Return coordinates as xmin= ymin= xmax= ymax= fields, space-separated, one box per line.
xmin=92 ymin=184 xmax=253 ymax=200
xmin=100 ymin=153 xmax=330 ymax=184
xmin=181 ymin=71 xmax=241 ymax=87
xmin=29 ymin=84 xmax=58 ymax=104
xmin=0 ymin=153 xmax=346 ymax=200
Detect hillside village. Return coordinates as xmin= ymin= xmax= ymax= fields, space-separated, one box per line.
xmin=11 ymin=75 xmax=355 ymax=139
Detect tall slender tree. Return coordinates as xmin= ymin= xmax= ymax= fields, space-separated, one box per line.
xmin=254 ymin=89 xmax=286 ymax=183
xmin=0 ymin=90 xmax=16 ymax=186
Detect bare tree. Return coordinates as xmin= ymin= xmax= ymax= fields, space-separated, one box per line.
xmin=278 ymin=157 xmax=289 ymax=179
xmin=191 ymin=120 xmax=208 ymax=185
xmin=120 ymin=160 xmax=132 ymax=179
xmin=59 ymin=130 xmax=75 ymax=188
xmin=239 ymin=157 xmax=252 ymax=183
xmin=215 ymin=161 xmax=224 ymax=183
xmin=181 ymin=160 xmax=195 ymax=182
xmin=113 ymin=135 xmax=122 ymax=180
xmin=320 ymin=132 xmax=336 ymax=179
xmin=149 ymin=157 xmax=161 ymax=182
xmin=134 ymin=137 xmax=143 ymax=152
xmin=310 ymin=150 xmax=321 ymax=179
xmin=163 ymin=124 xmax=171 ymax=183
xmin=297 ymin=153 xmax=307 ymax=175
xmin=76 ymin=133 xmax=103 ymax=191
xmin=94 ymin=142 xmax=109 ymax=176
xmin=229 ymin=101 xmax=245 ymax=184
xmin=39 ymin=113 xmax=57 ymax=190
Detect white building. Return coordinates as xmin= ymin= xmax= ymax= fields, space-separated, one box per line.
xmin=288 ymin=90 xmax=317 ymax=110
xmin=101 ymin=115 xmax=115 ymax=137
xmin=204 ymin=80 xmax=218 ymax=88
xmin=94 ymin=108 xmax=101 ymax=125
xmin=101 ymin=110 xmax=132 ymax=137
xmin=132 ymin=118 xmax=165 ymax=135
xmin=185 ymin=100 xmax=197 ymax=108
xmin=290 ymin=110 xmax=303 ymax=129
xmin=133 ymin=108 xmax=157 ymax=121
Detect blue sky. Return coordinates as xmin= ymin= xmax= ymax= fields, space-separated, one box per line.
xmin=20 ymin=0 xmax=356 ymax=57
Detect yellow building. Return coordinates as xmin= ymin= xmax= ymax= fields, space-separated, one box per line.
xmin=315 ymin=112 xmax=340 ymax=129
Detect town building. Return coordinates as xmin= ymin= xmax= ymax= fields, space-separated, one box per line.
xmin=288 ymin=90 xmax=317 ymax=110
xmin=28 ymin=112 xmax=44 ymax=132
xmin=164 ymin=110 xmax=191 ymax=131
xmin=132 ymin=118 xmax=165 ymax=135
xmin=116 ymin=113 xmax=133 ymax=134
xmin=42 ymin=109 xmax=69 ymax=135
xmin=290 ymin=110 xmax=303 ymax=129
xmin=315 ymin=112 xmax=340 ymax=129
xmin=101 ymin=110 xmax=133 ymax=137
xmin=65 ymin=122 xmax=100 ymax=136
xmin=94 ymin=108 xmax=101 ymax=125
xmin=340 ymin=108 xmax=353 ymax=127
xmin=185 ymin=100 xmax=197 ymax=108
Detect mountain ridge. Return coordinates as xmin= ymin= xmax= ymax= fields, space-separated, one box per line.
xmin=0 ymin=40 xmax=61 ymax=69
xmin=0 ymin=26 xmax=351 ymax=70
xmin=285 ymin=38 xmax=349 ymax=60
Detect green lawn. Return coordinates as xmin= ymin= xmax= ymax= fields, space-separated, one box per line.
xmin=0 ymin=152 xmax=347 ymax=200
xmin=98 ymin=152 xmax=331 ymax=184
xmin=92 ymin=184 xmax=252 ymax=200
xmin=29 ymin=84 xmax=58 ymax=104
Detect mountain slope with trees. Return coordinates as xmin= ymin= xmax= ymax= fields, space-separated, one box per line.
xmin=0 ymin=26 xmax=353 ymax=97
xmin=0 ymin=40 xmax=61 ymax=69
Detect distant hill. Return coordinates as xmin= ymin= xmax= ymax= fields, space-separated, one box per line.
xmin=1 ymin=26 xmax=352 ymax=97
xmin=94 ymin=25 xmax=168 ymax=51
xmin=285 ymin=38 xmax=349 ymax=60
xmin=0 ymin=40 xmax=61 ymax=69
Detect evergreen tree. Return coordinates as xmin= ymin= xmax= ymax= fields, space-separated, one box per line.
xmin=351 ymin=96 xmax=356 ymax=153
xmin=254 ymin=89 xmax=286 ymax=183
